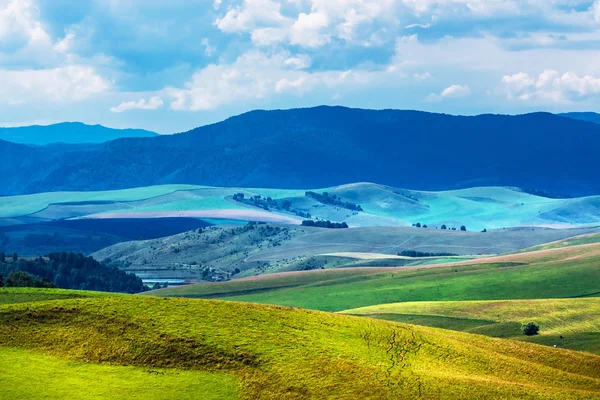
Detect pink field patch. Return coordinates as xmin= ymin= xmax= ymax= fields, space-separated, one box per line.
xmin=79 ymin=209 xmax=302 ymax=224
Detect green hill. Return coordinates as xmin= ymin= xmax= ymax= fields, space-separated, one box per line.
xmin=150 ymin=243 xmax=600 ymax=312
xmin=1 ymin=291 xmax=600 ymax=399
xmin=343 ymin=298 xmax=600 ymax=354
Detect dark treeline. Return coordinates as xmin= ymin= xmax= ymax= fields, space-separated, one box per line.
xmin=0 ymin=251 xmax=147 ymax=293
xmin=398 ymin=250 xmax=458 ymax=258
xmin=302 ymin=220 xmax=349 ymax=229
xmin=305 ymin=192 xmax=363 ymax=212
xmin=233 ymin=193 xmax=311 ymax=218
xmin=521 ymin=188 xmax=572 ymax=199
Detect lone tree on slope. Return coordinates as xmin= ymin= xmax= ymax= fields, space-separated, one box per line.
xmin=522 ymin=322 xmax=540 ymax=336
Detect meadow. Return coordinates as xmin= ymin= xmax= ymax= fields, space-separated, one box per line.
xmin=1 ymin=291 xmax=600 ymax=399
xmin=343 ymin=298 xmax=600 ymax=354
xmin=152 ymin=243 xmax=600 ymax=312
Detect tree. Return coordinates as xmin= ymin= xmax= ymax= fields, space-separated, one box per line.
xmin=460 ymin=226 xmax=467 ymax=231
xmin=0 ymin=252 xmax=5 ymax=263
xmin=415 ymin=222 xmax=422 ymax=228
xmin=12 ymin=252 xmax=17 ymax=262
xmin=522 ymin=322 xmax=540 ymax=336
xmin=0 ymin=274 xmax=3 ymax=287
xmin=441 ymin=225 xmax=447 ymax=230
xmin=481 ymin=228 xmax=487 ymax=233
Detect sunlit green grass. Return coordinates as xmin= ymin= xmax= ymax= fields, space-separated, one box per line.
xmin=1 ymin=293 xmax=600 ymax=399
xmin=0 ymin=288 xmax=111 ymax=305
xmin=154 ymin=243 xmax=600 ymax=312
xmin=343 ymin=298 xmax=600 ymax=354
xmin=0 ymin=347 xmax=238 ymax=400
xmin=525 ymin=233 xmax=600 ymax=252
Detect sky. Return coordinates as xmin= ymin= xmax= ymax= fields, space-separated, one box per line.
xmin=1 ymin=0 xmax=600 ymax=133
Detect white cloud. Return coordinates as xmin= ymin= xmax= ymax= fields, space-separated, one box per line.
xmin=283 ymin=54 xmax=312 ymax=69
xmin=0 ymin=0 xmax=51 ymax=48
xmin=165 ymin=51 xmax=392 ymax=110
xmin=201 ymin=38 xmax=215 ymax=56
xmin=426 ymin=84 xmax=471 ymax=101
xmin=110 ymin=96 xmax=164 ymax=113
xmin=215 ymin=0 xmax=290 ymax=33
xmin=413 ymin=71 xmax=432 ymax=80
xmin=502 ymin=70 xmax=600 ymax=102
xmin=0 ymin=65 xmax=109 ymax=103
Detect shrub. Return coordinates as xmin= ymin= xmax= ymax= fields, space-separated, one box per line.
xmin=460 ymin=226 xmax=467 ymax=231
xmin=522 ymin=322 xmax=540 ymax=336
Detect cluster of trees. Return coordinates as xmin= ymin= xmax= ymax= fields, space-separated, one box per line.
xmin=398 ymin=250 xmax=458 ymax=258
xmin=413 ymin=223 xmax=467 ymax=231
xmin=0 ymin=271 xmax=56 ymax=288
xmin=301 ymin=220 xmax=349 ymax=229
xmin=23 ymin=232 xmax=67 ymax=247
xmin=232 ymin=193 xmax=311 ymax=218
xmin=521 ymin=188 xmax=571 ymax=199
xmin=305 ymin=191 xmax=363 ymax=212
xmin=0 ymin=252 xmax=147 ymax=293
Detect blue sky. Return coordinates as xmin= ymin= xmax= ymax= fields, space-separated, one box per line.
xmin=1 ymin=0 xmax=600 ymax=133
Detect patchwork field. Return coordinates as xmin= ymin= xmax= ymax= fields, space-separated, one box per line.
xmin=1 ymin=290 xmax=600 ymax=399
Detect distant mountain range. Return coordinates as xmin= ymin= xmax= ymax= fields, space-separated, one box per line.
xmin=0 ymin=122 xmax=157 ymax=145
xmin=559 ymin=112 xmax=600 ymax=125
xmin=2 ymin=106 xmax=600 ymax=196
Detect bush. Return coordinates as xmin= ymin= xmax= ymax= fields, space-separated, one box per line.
xmin=522 ymin=322 xmax=540 ymax=336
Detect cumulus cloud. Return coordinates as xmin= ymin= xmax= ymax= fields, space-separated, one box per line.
xmin=165 ymin=51 xmax=390 ymax=110
xmin=426 ymin=84 xmax=471 ymax=101
xmin=0 ymin=65 xmax=109 ymax=103
xmin=502 ymin=70 xmax=600 ymax=102
xmin=110 ymin=96 xmax=164 ymax=113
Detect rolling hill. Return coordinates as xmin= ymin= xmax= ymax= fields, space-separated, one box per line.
xmin=0 ymin=122 xmax=157 ymax=145
xmin=344 ymin=298 xmax=600 ymax=354
xmin=2 ymin=182 xmax=599 ymax=258
xmin=1 ymin=290 xmax=600 ymax=399
xmin=559 ymin=112 xmax=600 ymax=125
xmin=2 ymin=107 xmax=600 ymax=196
xmin=149 ymin=242 xmax=600 ymax=313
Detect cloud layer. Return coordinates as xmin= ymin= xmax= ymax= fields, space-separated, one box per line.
xmin=1 ymin=0 xmax=600 ymax=132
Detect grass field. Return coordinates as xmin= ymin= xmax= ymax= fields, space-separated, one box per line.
xmin=151 ymin=243 xmax=600 ymax=312
xmin=0 ymin=288 xmax=111 ymax=305
xmin=1 ymin=347 xmax=237 ymax=400
xmin=343 ymin=298 xmax=600 ymax=354
xmin=525 ymin=233 xmax=600 ymax=252
xmin=1 ymin=290 xmax=600 ymax=399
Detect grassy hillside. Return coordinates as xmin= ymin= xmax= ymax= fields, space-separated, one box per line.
xmin=0 ymin=288 xmax=110 ymax=305
xmin=343 ymin=298 xmax=600 ymax=354
xmin=1 ymin=291 xmax=600 ymax=399
xmin=93 ymin=222 xmax=599 ymax=284
xmin=150 ymin=243 xmax=600 ymax=312
xmin=524 ymin=233 xmax=600 ymax=252
xmin=3 ymin=183 xmax=600 ymax=231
